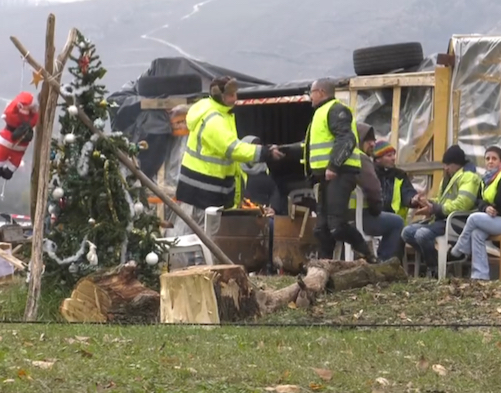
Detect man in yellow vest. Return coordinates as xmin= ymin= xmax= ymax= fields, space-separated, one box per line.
xmin=373 ymin=140 xmax=422 ymax=221
xmin=176 ymin=76 xmax=284 ymax=221
xmin=304 ymin=78 xmax=378 ymax=263
xmin=401 ymin=145 xmax=481 ymax=275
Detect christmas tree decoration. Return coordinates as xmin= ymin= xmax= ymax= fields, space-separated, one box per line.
xmin=145 ymin=252 xmax=159 ymax=266
xmin=68 ymin=105 xmax=78 ymax=116
xmin=133 ymin=202 xmax=144 ymax=215
xmin=52 ymin=187 xmax=64 ymax=199
xmin=30 ymin=69 xmax=44 ymax=89
xmin=44 ymin=30 xmax=167 ymax=288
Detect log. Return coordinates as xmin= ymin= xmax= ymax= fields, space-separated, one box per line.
xmin=160 ymin=265 xmax=260 ymax=324
xmin=258 ymin=258 xmax=408 ymax=314
xmin=60 ymin=261 xmax=160 ymax=323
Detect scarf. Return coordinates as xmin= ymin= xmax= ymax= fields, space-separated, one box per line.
xmin=240 ymin=135 xmax=268 ymax=175
xmin=483 ymin=168 xmax=501 ymax=187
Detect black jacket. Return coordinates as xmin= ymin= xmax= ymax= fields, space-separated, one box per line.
xmin=243 ymin=172 xmax=282 ymax=214
xmin=374 ymin=165 xmax=418 ymax=213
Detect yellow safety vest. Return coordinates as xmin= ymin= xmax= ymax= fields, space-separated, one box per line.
xmin=177 ymin=98 xmax=260 ymax=209
xmin=481 ymin=170 xmax=501 ymax=204
xmin=391 ymin=178 xmax=410 ymax=222
xmin=304 ymin=98 xmax=362 ymax=172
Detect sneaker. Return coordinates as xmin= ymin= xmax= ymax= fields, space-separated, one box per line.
xmin=447 ymin=250 xmax=468 ymax=263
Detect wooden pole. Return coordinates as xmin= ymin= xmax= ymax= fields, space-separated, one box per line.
xmin=9 ymin=34 xmax=236 ymax=272
xmin=23 ymin=23 xmax=78 ymax=321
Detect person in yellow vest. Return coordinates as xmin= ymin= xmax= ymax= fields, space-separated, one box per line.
xmin=373 ymin=140 xmax=423 ymax=221
xmin=175 ymin=76 xmax=284 ymax=216
xmin=401 ymin=145 xmax=481 ymax=275
xmin=348 ymin=123 xmax=405 ymax=261
xmin=303 ymin=78 xmax=378 ymax=263
xmin=448 ymin=146 xmax=501 ymax=280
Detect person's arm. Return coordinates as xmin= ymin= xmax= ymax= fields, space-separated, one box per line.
xmin=431 ymin=172 xmax=481 ymax=216
xmin=201 ymin=114 xmax=271 ymax=163
xmin=400 ymin=172 xmax=418 ymax=207
xmin=357 ymin=157 xmax=383 ymax=216
xmin=326 ymin=103 xmax=357 ymax=173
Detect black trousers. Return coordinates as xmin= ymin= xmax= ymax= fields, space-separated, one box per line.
xmin=314 ymin=173 xmax=371 ymax=258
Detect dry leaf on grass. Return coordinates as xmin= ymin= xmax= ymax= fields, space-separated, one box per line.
xmin=353 ymin=309 xmax=364 ymax=319
xmin=30 ymin=360 xmax=56 ymax=370
xmin=416 ymin=355 xmax=429 ymax=371
xmin=375 ymin=377 xmax=390 ymax=386
xmin=313 ymin=368 xmax=332 ymax=381
xmin=309 ymin=382 xmax=324 ymax=390
xmin=66 ymin=336 xmax=90 ymax=345
xmin=432 ymin=364 xmax=447 ymax=376
xmin=3 ymin=379 xmax=15 ymax=383
xmin=265 ymin=385 xmax=301 ymax=393
xmin=287 ymin=302 xmax=297 ymax=309
xmin=496 ymin=307 xmax=501 ymax=314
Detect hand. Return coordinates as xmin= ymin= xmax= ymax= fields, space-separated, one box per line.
xmin=415 ymin=202 xmax=433 ymax=217
xmin=264 ymin=207 xmax=275 ymax=217
xmin=411 ymin=191 xmax=426 ymax=206
xmin=486 ymin=206 xmax=498 ymax=217
xmin=325 ymin=169 xmax=337 ymax=181
xmin=270 ymin=147 xmax=285 ymax=160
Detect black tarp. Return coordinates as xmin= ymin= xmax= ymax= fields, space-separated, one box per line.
xmin=106 ymin=57 xmax=272 ymax=178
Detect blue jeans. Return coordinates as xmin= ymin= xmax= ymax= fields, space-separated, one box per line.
xmin=452 ymin=212 xmax=501 ymax=280
xmin=362 ymin=211 xmax=404 ymax=260
xmin=401 ymin=220 xmax=447 ymax=267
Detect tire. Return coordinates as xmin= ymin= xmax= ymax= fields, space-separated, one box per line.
xmin=353 ymin=42 xmax=424 ymax=76
xmin=137 ymin=74 xmax=203 ymax=97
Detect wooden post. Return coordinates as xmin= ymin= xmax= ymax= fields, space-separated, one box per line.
xmin=430 ymin=65 xmax=452 ymax=196
xmin=390 ymin=86 xmax=401 ymax=149
xmin=10 ymin=35 xmax=236 ymax=271
xmin=452 ymin=90 xmax=461 ymax=145
xmin=349 ymin=90 xmax=358 ymax=116
xmin=23 ymin=22 xmax=77 ymax=321
xmin=156 ymin=163 xmax=166 ymax=220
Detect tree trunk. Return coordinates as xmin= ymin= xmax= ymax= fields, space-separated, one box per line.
xmin=258 ymin=258 xmax=407 ymax=314
xmin=60 ymin=261 xmax=160 ymax=323
xmin=160 ymin=265 xmax=260 ymax=323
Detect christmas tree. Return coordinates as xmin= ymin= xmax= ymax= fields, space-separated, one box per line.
xmin=43 ymin=30 xmax=167 ymax=288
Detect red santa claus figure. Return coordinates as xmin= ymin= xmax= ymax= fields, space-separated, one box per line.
xmin=0 ymin=92 xmax=39 ymax=180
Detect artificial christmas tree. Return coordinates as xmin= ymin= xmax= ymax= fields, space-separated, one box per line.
xmin=43 ymin=30 xmax=167 ymax=288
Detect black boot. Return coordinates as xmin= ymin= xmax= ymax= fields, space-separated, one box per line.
xmin=314 ymin=228 xmax=335 ymax=259
xmin=331 ymin=224 xmax=380 ymax=264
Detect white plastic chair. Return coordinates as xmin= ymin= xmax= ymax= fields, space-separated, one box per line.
xmin=412 ymin=210 xmax=471 ymax=279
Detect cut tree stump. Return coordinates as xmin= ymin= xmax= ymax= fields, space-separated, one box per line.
xmin=60 ymin=261 xmax=160 ymax=323
xmin=160 ymin=265 xmax=260 ymax=324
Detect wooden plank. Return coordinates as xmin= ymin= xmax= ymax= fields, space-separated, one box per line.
xmin=399 ymin=161 xmax=443 ymax=174
xmin=406 ymin=121 xmax=434 ymax=163
xmin=390 ymin=86 xmax=401 ymax=148
xmin=452 ymin=90 xmax=461 ymax=144
xmin=350 ymin=71 xmax=435 ymax=90
xmin=141 ymin=97 xmax=188 ymax=110
xmin=349 ymin=90 xmax=358 ymax=117
xmin=431 ymin=65 xmax=452 ymax=197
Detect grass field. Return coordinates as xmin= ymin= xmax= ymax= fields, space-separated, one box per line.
xmin=0 ymin=277 xmax=500 ymax=392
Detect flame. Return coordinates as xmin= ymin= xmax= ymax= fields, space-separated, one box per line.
xmin=241 ymin=198 xmax=259 ymax=209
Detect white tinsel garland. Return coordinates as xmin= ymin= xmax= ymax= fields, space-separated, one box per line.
xmin=77 ymin=141 xmax=94 ymax=177
xmin=43 ymin=236 xmax=88 ymax=265
xmin=119 ymin=163 xmax=135 ymax=264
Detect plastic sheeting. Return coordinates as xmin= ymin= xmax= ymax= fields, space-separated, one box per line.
xmin=449 ymin=35 xmax=501 ymax=173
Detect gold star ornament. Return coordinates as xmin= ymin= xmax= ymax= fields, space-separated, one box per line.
xmin=30 ymin=69 xmax=44 ymax=89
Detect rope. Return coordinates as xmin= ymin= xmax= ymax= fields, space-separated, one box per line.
xmin=0 ymin=319 xmax=499 ymax=329
xmin=0 ymin=179 xmax=6 ymax=201
xmin=20 ymin=51 xmax=29 ymax=90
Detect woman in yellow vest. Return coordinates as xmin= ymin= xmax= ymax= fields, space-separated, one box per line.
xmin=448 ymin=146 xmax=501 ymax=280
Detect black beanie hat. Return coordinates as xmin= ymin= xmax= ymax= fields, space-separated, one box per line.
xmin=442 ymin=144 xmax=466 ymax=165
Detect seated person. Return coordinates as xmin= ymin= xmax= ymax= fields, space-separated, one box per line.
xmin=349 ymin=123 xmax=405 ymax=262
xmin=449 ymin=146 xmax=501 ymax=280
xmin=401 ymin=145 xmax=481 ymax=275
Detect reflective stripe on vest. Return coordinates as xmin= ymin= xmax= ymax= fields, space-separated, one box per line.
xmin=306 ymin=99 xmax=361 ymax=171
xmin=184 ymin=112 xmax=233 ymax=166
xmin=482 ymin=170 xmax=501 ymax=204
xmin=391 ymin=178 xmax=409 ymax=222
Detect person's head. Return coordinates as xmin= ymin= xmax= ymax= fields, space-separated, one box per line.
xmin=210 ymin=76 xmax=238 ymax=107
xmin=485 ymin=146 xmax=501 ymax=171
xmin=309 ymin=78 xmax=336 ymax=107
xmin=442 ymin=144 xmax=467 ymax=176
xmin=356 ymin=123 xmax=376 ymax=156
xmin=373 ymin=140 xmax=396 ymax=168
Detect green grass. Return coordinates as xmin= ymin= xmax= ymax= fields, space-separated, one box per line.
xmin=1 ymin=277 xmax=501 ymax=392
xmin=0 ymin=324 xmax=500 ymax=392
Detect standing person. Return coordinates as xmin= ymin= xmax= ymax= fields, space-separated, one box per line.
xmin=448 ymin=146 xmax=501 ymax=280
xmin=348 ymin=123 xmax=404 ymax=261
xmin=175 ymin=76 xmax=284 ymax=227
xmin=401 ymin=145 xmax=481 ymax=274
xmin=304 ymin=78 xmax=378 ymax=263
xmin=373 ymin=140 xmax=422 ymax=222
